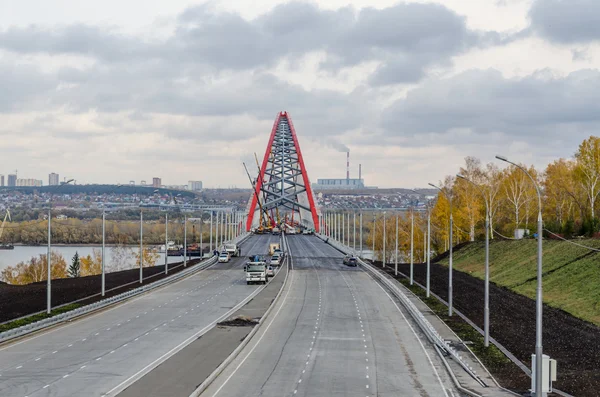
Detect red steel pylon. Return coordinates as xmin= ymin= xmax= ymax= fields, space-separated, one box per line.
xmin=246 ymin=111 xmax=320 ymax=232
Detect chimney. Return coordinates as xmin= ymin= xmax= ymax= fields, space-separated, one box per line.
xmin=359 ymin=163 xmax=362 ymax=181
xmin=346 ymin=151 xmax=350 ymax=184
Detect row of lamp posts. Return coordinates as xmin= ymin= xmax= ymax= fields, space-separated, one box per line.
xmin=320 ymin=154 xmax=546 ymax=396
xmin=46 ymin=196 xmax=245 ymax=312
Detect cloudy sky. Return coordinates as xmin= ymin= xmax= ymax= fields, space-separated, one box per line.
xmin=2 ymin=0 xmax=600 ymax=188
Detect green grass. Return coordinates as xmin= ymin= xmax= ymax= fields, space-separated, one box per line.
xmin=0 ymin=304 xmax=82 ymax=333
xmin=437 ymin=238 xmax=600 ymax=325
xmin=398 ymin=278 xmax=512 ymax=372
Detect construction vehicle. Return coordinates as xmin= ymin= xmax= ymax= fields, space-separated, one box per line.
xmin=225 ymin=243 xmax=240 ymax=257
xmin=245 ymin=255 xmax=269 ymax=284
xmin=269 ymin=243 xmax=280 ymax=255
xmin=0 ymin=209 xmax=14 ymax=250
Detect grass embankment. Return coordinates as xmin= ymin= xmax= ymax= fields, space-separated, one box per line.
xmin=0 ymin=303 xmax=82 ymax=333
xmin=437 ymin=238 xmax=600 ymax=326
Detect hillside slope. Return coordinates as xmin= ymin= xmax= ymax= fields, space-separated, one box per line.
xmin=437 ymin=238 xmax=600 ymax=325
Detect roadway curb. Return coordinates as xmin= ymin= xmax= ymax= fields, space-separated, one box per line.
xmin=0 ymin=233 xmax=252 ymax=345
xmin=188 ymin=234 xmax=292 ymax=397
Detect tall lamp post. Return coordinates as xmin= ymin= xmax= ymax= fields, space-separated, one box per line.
xmin=101 ymin=184 xmax=124 ymax=297
xmin=382 ymin=211 xmax=387 ymax=267
xmin=429 ymin=182 xmax=454 ymax=316
xmin=496 ymin=155 xmax=545 ymax=396
xmin=47 ymin=179 xmax=74 ymax=314
xmin=408 ymin=189 xmax=421 ymax=286
xmin=457 ymin=174 xmax=490 ymax=347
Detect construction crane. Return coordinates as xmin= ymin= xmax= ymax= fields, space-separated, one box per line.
xmin=0 ymin=209 xmax=14 ymax=249
xmin=243 ymin=162 xmax=270 ymax=234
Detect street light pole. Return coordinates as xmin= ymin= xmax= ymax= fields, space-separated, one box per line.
xmin=200 ymin=211 xmax=203 ymax=259
xmin=209 ymin=211 xmax=213 ymax=253
xmin=359 ymin=211 xmax=363 ymax=258
xmin=457 ymin=173 xmax=490 ymax=347
xmin=353 ymin=211 xmax=356 ymax=251
xmin=102 ymin=208 xmax=106 ymax=296
xmin=496 ymin=155 xmax=544 ymax=396
xmin=140 ymin=210 xmax=143 ymax=284
xmin=47 ymin=179 xmax=74 ymax=314
xmin=430 ymin=182 xmax=454 ymax=316
xmin=426 ymin=205 xmax=431 ymax=298
xmin=410 ymin=209 xmax=414 ymax=285
xmin=47 ymin=206 xmax=51 ymax=314
xmin=165 ymin=212 xmax=169 ymax=274
xmin=383 ymin=211 xmax=386 ymax=267
xmin=395 ymin=214 xmax=398 ymax=276
xmin=372 ymin=213 xmax=376 ymax=261
xmin=184 ymin=214 xmax=187 ymax=267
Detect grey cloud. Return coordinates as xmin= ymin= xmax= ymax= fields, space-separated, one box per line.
xmin=529 ymin=0 xmax=600 ymax=44
xmin=0 ymin=24 xmax=157 ymax=61
xmin=0 ymin=62 xmax=56 ymax=112
xmin=382 ymin=68 xmax=600 ymax=144
xmin=0 ymin=2 xmax=505 ymax=85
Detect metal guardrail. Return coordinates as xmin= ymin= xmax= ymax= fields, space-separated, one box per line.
xmin=318 ymin=234 xmax=486 ymax=386
xmin=0 ymin=233 xmax=251 ymax=344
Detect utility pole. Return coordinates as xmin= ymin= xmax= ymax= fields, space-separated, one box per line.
xmin=184 ymin=214 xmax=187 ymax=267
xmin=140 ymin=210 xmax=143 ymax=284
xmin=395 ymin=214 xmax=399 ymax=276
xmin=102 ymin=208 xmax=106 ymax=296
xmin=165 ymin=213 xmax=169 ymax=274
xmin=359 ymin=212 xmax=363 ymax=258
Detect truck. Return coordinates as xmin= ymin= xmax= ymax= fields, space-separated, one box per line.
xmin=269 ymin=243 xmax=280 ymax=255
xmin=245 ymin=256 xmax=268 ymax=284
xmin=225 ymin=243 xmax=240 ymax=257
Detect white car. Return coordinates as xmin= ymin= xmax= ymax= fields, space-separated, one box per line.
xmin=266 ymin=265 xmax=275 ymax=277
xmin=270 ymin=254 xmax=281 ymax=266
xmin=218 ymin=251 xmax=231 ymax=263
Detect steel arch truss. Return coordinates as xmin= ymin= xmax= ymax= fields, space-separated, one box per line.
xmin=246 ymin=111 xmax=320 ymax=232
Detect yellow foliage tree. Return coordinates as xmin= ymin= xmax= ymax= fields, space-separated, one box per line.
xmin=0 ymin=252 xmax=67 ymax=285
xmin=80 ymin=249 xmax=102 ymax=276
xmin=574 ymin=135 xmax=600 ymax=219
xmin=136 ymin=247 xmax=160 ymax=268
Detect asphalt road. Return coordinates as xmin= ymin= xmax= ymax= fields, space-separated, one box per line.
xmin=0 ymin=234 xmax=278 ymax=397
xmin=200 ymin=235 xmax=459 ymax=397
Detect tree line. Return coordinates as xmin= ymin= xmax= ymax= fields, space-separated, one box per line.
xmin=0 ymin=218 xmax=232 ymax=245
xmin=354 ymin=135 xmax=600 ymax=261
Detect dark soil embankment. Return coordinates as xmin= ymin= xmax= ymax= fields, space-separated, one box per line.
xmin=0 ymin=258 xmax=207 ymax=323
xmin=375 ymin=261 xmax=600 ymax=397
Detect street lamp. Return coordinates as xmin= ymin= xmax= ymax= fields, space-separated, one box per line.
xmin=496 ymin=154 xmax=545 ymax=396
xmin=457 ymin=173 xmax=490 ymax=347
xmin=382 ymin=211 xmax=387 ymax=268
xmin=429 ymin=182 xmax=454 ymax=316
xmin=47 ymin=179 xmax=74 ymax=314
xmin=101 ymin=184 xmax=124 ymax=297
xmin=408 ymin=189 xmax=420 ymax=285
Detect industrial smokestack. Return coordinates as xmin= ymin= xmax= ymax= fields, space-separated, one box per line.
xmin=346 ymin=151 xmax=350 ymax=184
xmin=359 ymin=163 xmax=362 ymax=181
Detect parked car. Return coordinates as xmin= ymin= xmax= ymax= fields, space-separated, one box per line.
xmin=218 ymin=251 xmax=231 ymax=263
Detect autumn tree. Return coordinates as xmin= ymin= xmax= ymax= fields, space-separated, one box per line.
xmin=455 ymin=157 xmax=485 ymax=242
xmin=499 ymin=164 xmax=538 ymax=235
xmin=483 ymin=162 xmax=503 ymax=239
xmin=1 ymin=252 xmax=68 ymax=285
xmin=80 ymin=249 xmax=102 ymax=276
xmin=136 ymin=247 xmax=160 ymax=268
xmin=574 ymin=136 xmax=600 ymax=220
